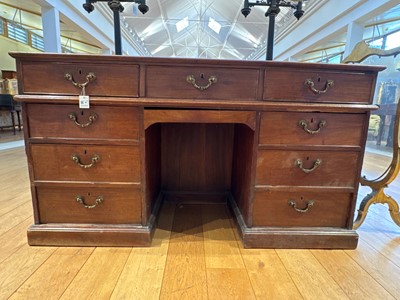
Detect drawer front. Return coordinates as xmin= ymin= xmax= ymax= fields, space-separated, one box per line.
xmin=252 ymin=190 xmax=352 ymax=227
xmin=37 ymin=186 xmax=141 ymax=224
xmin=146 ymin=66 xmax=259 ymax=100
xmin=30 ymin=144 xmax=141 ymax=182
xmin=27 ymin=104 xmax=140 ymax=140
xmin=263 ymin=68 xmax=375 ymax=103
xmin=20 ymin=62 xmax=139 ymax=97
xmin=256 ymin=150 xmax=359 ymax=187
xmin=259 ymin=112 xmax=365 ymax=146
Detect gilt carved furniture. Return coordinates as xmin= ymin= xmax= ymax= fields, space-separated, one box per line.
xmin=353 ymin=99 xmax=400 ymax=229
xmin=11 ymin=52 xmax=383 ymax=248
xmin=343 ymin=41 xmax=400 ymax=229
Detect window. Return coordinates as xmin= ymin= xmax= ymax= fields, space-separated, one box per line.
xmin=327 ymin=54 xmax=342 ymax=64
xmin=385 ymin=30 xmax=400 ymax=50
xmin=369 ymin=38 xmax=383 ymax=49
xmin=0 ymin=19 xmax=4 ymax=35
xmin=7 ymin=22 xmax=28 ymax=44
xmin=31 ymin=34 xmax=45 ymax=51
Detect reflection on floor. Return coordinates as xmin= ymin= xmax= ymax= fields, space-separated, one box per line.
xmin=0 ymin=129 xmax=24 ymax=150
xmin=366 ymin=140 xmax=392 ymax=157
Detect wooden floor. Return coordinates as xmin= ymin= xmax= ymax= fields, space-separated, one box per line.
xmin=1 ymin=135 xmax=400 ymax=299
xmin=0 ymin=129 xmax=23 ymax=144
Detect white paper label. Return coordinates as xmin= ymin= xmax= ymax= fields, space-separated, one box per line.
xmin=79 ymin=95 xmax=90 ymax=109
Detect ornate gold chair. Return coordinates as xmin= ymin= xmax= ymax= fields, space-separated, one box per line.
xmin=343 ymin=41 xmax=400 ymax=229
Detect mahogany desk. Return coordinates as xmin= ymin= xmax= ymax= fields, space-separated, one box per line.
xmin=11 ymin=53 xmax=383 ymax=248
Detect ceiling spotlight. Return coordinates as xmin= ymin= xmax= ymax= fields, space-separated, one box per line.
xmin=265 ymin=6 xmax=280 ymax=18
xmin=83 ymin=1 xmax=95 ymax=13
xmin=138 ymin=3 xmax=149 ymax=14
xmin=293 ymin=8 xmax=304 ymax=20
xmin=241 ymin=7 xmax=251 ymax=17
xmin=241 ymin=0 xmax=251 ymax=17
xmin=293 ymin=1 xmax=304 ymax=20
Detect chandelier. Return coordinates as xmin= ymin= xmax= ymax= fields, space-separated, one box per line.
xmin=241 ymin=0 xmax=306 ymax=60
xmin=82 ymin=0 xmax=150 ymax=55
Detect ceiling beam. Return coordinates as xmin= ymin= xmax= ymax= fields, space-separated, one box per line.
xmin=272 ymin=0 xmax=400 ymax=61
xmin=0 ymin=1 xmax=41 ymax=16
xmin=31 ymin=0 xmax=114 ymax=52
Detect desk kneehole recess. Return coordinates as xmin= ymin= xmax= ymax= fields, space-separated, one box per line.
xmin=10 ymin=52 xmax=384 ymax=249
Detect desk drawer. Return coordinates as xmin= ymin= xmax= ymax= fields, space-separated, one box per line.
xmin=252 ymin=189 xmax=352 ymax=227
xmin=30 ymin=144 xmax=141 ymax=182
xmin=146 ymin=66 xmax=259 ymax=100
xmin=263 ymin=67 xmax=375 ymax=103
xmin=259 ymin=112 xmax=365 ymax=146
xmin=37 ymin=186 xmax=141 ymax=224
xmin=256 ymin=150 xmax=359 ymax=187
xmin=27 ymin=104 xmax=140 ymax=140
xmin=20 ymin=62 xmax=139 ymax=97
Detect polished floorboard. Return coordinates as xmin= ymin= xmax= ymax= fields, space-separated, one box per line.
xmin=1 ymin=133 xmax=400 ymax=300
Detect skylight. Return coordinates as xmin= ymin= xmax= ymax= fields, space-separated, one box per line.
xmin=176 ymin=17 xmax=189 ymax=33
xmin=208 ymin=17 xmax=221 ymax=34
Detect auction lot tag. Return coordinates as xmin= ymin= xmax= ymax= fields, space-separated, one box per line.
xmin=79 ymin=95 xmax=90 ymax=109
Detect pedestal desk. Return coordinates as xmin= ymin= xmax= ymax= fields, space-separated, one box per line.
xmin=11 ymin=53 xmax=383 ymax=248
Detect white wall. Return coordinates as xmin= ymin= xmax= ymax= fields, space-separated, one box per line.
xmin=0 ymin=36 xmax=40 ymax=71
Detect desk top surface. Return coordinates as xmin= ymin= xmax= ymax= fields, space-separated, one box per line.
xmin=9 ymin=52 xmax=385 ymax=73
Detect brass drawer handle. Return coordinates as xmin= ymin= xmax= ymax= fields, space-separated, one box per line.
xmin=304 ymin=79 xmax=334 ymax=95
xmin=68 ymin=112 xmax=98 ymax=128
xmin=186 ymin=74 xmax=217 ymax=91
xmin=64 ymin=72 xmax=96 ymax=89
xmin=295 ymin=158 xmax=322 ymax=173
xmin=71 ymin=154 xmax=100 ymax=168
xmin=298 ymin=119 xmax=326 ymax=134
xmin=76 ymin=195 xmax=103 ymax=209
xmin=288 ymin=200 xmax=314 ymax=213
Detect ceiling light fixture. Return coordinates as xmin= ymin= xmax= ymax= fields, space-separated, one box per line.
xmin=242 ymin=0 xmax=306 ymax=60
xmin=82 ymin=0 xmax=149 ymax=55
